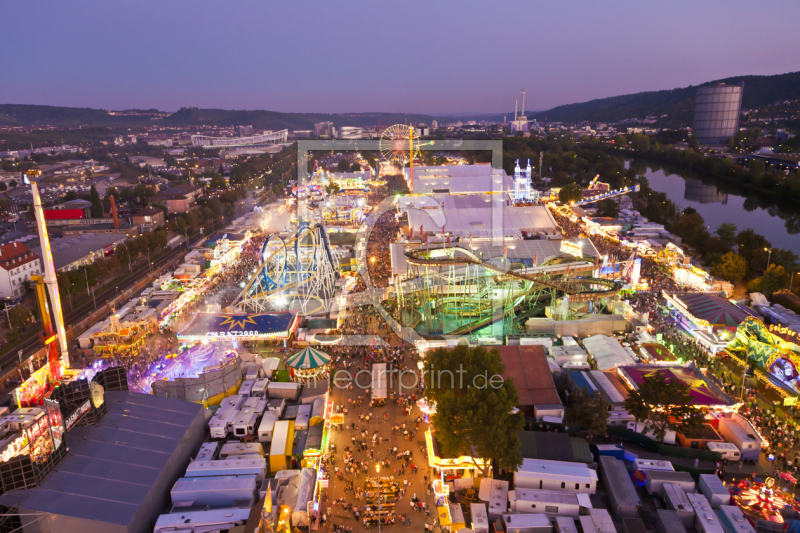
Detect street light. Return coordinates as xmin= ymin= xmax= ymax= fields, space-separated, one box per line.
xmin=765 ymin=247 xmax=772 ymax=270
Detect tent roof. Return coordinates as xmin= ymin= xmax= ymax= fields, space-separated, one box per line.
xmin=618 ymin=364 xmax=733 ymax=406
xmin=286 ymin=347 xmax=331 ymax=370
xmin=583 ymin=335 xmax=636 ymax=370
xmin=670 ymin=292 xmax=757 ymax=327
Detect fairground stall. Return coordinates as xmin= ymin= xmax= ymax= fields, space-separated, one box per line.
xmin=285 ymin=347 xmax=331 ymax=381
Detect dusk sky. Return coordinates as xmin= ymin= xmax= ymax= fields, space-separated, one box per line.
xmin=3 ymin=0 xmax=799 ymax=115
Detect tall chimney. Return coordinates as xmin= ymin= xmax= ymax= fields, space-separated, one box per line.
xmin=522 ymin=88 xmax=525 ymax=117
xmin=110 ymin=195 xmax=120 ymax=229
xmin=514 ymin=99 xmax=518 ymax=121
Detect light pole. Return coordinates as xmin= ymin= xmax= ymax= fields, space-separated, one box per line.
xmin=790 ymin=271 xmax=796 ymax=294
xmin=84 ymin=268 xmax=96 ymax=310
xmin=765 ymin=247 xmax=772 ymax=270
xmin=376 ymin=464 xmax=381 ymax=533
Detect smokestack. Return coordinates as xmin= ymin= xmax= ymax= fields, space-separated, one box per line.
xmin=110 ymin=195 xmax=119 ymax=229
xmin=522 ymin=88 xmax=525 ymax=117
xmin=514 ymin=99 xmax=518 ymax=121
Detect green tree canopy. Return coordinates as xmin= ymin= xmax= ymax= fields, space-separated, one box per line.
xmin=594 ymin=199 xmax=619 ymax=218
xmin=337 ymin=159 xmax=351 ymax=172
xmin=566 ymin=388 xmax=609 ymax=440
xmin=558 ymin=183 xmax=583 ymax=205
xmin=711 ymin=252 xmax=747 ymax=282
xmin=624 ymin=372 xmax=705 ymax=443
xmin=715 ymin=223 xmax=738 ymax=251
xmin=7 ymin=305 xmax=33 ymax=332
xmin=423 ymin=344 xmax=523 ymax=477
xmin=748 ymin=265 xmax=790 ymax=298
xmin=89 ymin=185 xmax=103 ymax=218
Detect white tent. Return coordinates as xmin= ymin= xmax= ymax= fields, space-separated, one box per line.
xmin=583 ymin=335 xmax=636 ymax=370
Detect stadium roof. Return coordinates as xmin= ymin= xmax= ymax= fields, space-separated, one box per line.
xmin=0 ymin=391 xmax=205 ymax=533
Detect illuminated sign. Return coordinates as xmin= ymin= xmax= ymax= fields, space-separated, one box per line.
xmin=560 ymin=240 xmax=583 ymax=258
xmin=785 ymin=397 xmax=798 ymax=406
xmin=65 ymin=399 xmax=91 ymax=431
xmin=770 ymin=324 xmax=800 ymax=341
xmin=0 ymin=435 xmax=28 ymax=462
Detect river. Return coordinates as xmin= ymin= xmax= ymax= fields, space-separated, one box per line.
xmin=629 ymin=161 xmax=800 ymax=255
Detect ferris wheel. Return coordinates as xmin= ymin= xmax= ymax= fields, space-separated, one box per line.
xmin=379 ymin=124 xmax=417 ymax=163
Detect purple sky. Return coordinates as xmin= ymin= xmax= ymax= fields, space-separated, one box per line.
xmin=2 ymin=0 xmax=799 ymax=115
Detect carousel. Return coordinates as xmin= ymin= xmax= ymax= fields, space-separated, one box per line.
xmin=286 ymin=347 xmax=332 ymax=381
xmin=731 ymin=477 xmax=800 ymax=526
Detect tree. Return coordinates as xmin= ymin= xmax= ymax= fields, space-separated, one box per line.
xmin=558 ymin=183 xmax=583 ymax=205
xmin=337 ymin=159 xmax=350 ymax=172
xmin=7 ymin=305 xmax=33 ymax=332
xmin=324 ymin=183 xmax=341 ymax=196
xmin=210 ymin=174 xmax=226 ymax=190
xmin=715 ymin=223 xmax=738 ymax=251
xmin=89 ymin=185 xmax=104 ymax=218
xmin=566 ymin=388 xmax=609 ymax=440
xmin=631 ymin=134 xmax=650 ymax=152
xmin=748 ymin=265 xmax=790 ymax=298
xmin=115 ymin=242 xmax=130 ymax=268
xmin=0 ymin=182 xmax=6 ymax=191
xmin=613 ymin=134 xmax=628 ymax=148
xmin=624 ymin=372 xmax=705 ymax=443
xmin=423 ymin=344 xmax=523 ymax=477
xmin=8 ymin=180 xmax=16 ymax=189
xmin=351 ymin=162 xmax=362 ymax=172
xmin=711 ymin=252 xmax=747 ymax=282
xmin=595 ymin=199 xmax=619 ymax=218
xmin=150 ymin=201 xmax=168 ymax=219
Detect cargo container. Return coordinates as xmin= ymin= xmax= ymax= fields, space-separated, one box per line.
xmin=593 ymin=444 xmax=624 ymax=461
xmin=663 ymin=483 xmax=695 ymax=528
xmin=479 ymin=477 xmax=509 ymax=521
xmin=687 ymin=493 xmax=726 ymax=533
xmin=623 ymin=518 xmax=648 ymax=533
xmin=645 ymin=471 xmax=696 ymax=495
xmin=598 ymin=456 xmax=641 ymax=519
xmin=310 ymin=398 xmax=325 ymax=426
xmin=266 ymin=398 xmax=286 ymax=416
xmin=555 ymin=516 xmax=577 ymax=533
xmin=269 ymin=420 xmax=295 ymax=472
xmin=471 ymin=503 xmax=489 ymax=533
xmin=717 ymin=415 xmax=762 ymax=461
xmin=656 ymin=510 xmax=688 ymax=533
xmin=718 ymin=505 xmax=756 ymax=533
xmin=220 ymin=442 xmax=264 ymax=459
xmin=509 ymin=489 xmax=592 ymax=517
xmin=185 ymin=458 xmax=267 ymax=481
xmin=268 ymin=382 xmax=301 ymax=400
xmin=239 ymin=380 xmax=254 ymax=397
xmin=698 ymin=474 xmax=731 ymax=508
xmin=209 ymin=407 xmax=237 ymax=439
xmin=154 ymin=508 xmax=251 ymax=533
xmin=449 ymin=501 xmax=466 ymax=531
xmin=252 ymin=378 xmax=269 ymax=397
xmin=170 ymin=475 xmax=257 ymax=507
xmin=705 ymin=442 xmax=741 ymax=461
xmin=195 ymin=441 xmax=219 ymax=462
xmin=582 ymin=509 xmax=617 ymax=533
xmin=230 ymin=409 xmax=259 ymax=438
xmin=501 ymin=513 xmax=553 ymax=533
xmin=514 ymin=458 xmax=598 ymax=494
xmin=295 ymin=404 xmax=312 ymax=431
xmin=257 ymin=410 xmax=279 ymax=443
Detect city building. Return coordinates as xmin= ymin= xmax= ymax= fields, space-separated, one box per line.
xmin=338 ymin=126 xmax=363 ymax=140
xmin=693 ymin=83 xmax=743 ymax=144
xmin=129 ymin=156 xmax=168 ymax=168
xmin=151 ymin=183 xmax=203 ymax=214
xmin=314 ymin=121 xmax=336 ymax=138
xmin=238 ymin=125 xmax=254 ymax=137
xmin=32 ymin=233 xmax=127 ymax=272
xmin=132 ymin=206 xmax=165 ymax=231
xmin=0 ymin=242 xmax=42 ymax=299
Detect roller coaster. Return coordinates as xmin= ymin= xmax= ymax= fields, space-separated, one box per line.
xmin=236 ymin=222 xmax=339 ymax=315
xmin=394 ymin=245 xmax=621 ymax=337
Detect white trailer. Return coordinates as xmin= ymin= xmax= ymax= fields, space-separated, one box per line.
xmin=257 ymin=410 xmax=279 ymax=443
xmin=509 ymin=489 xmax=592 ymax=517
xmin=242 ymin=397 xmax=267 ymax=413
xmin=195 ymin=442 xmax=219 ymax=462
xmin=556 ymin=516 xmax=577 ymax=533
xmin=645 ymin=471 xmax=696 ymax=496
xmin=262 ymin=357 xmax=280 ymax=378
xmin=252 ymin=378 xmax=269 ymax=397
xmin=295 ymin=404 xmax=312 ymax=431
xmin=663 ymin=483 xmax=695 ymax=528
xmin=238 ymin=379 xmax=255 ymax=396
xmin=582 ymin=509 xmax=617 ymax=533
xmin=154 ymin=508 xmax=251 ymax=533
xmin=220 ymin=442 xmax=264 ymax=459
xmin=656 ymin=510 xmax=688 ymax=533
xmin=717 ymin=415 xmax=763 ymax=461
xmin=633 ymin=458 xmax=674 ymax=475
xmin=514 ymin=458 xmax=598 ymax=494
xmin=502 ymin=513 xmax=553 ymax=533
xmin=209 ymin=407 xmax=237 ymax=439
xmin=185 ymin=458 xmax=267 ymax=481
xmin=170 ymin=475 xmax=257 ymax=507
xmin=718 ymin=505 xmax=756 ymax=533
xmin=268 ymin=382 xmax=300 ymax=400
xmin=230 ymin=409 xmax=260 ymax=438
xmin=220 ymin=394 xmax=246 ymax=410
xmin=371 ymin=363 xmax=388 ymax=404
xmin=471 ymin=503 xmax=489 ymax=533
xmin=479 ymin=477 xmax=509 ymax=521
xmin=687 ymin=493 xmax=726 ymax=533
xmin=698 ymin=474 xmax=731 ymax=509
xmin=266 ymin=398 xmax=286 ymax=416
xmin=706 ymin=442 xmax=741 ymax=461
